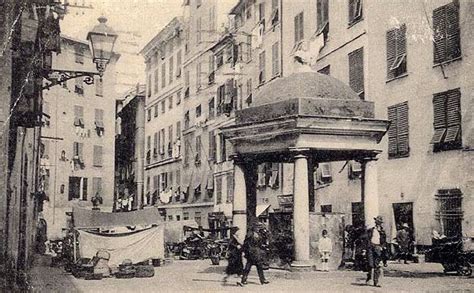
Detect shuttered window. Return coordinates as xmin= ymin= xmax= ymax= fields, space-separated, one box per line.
xmin=161 ymin=63 xmax=166 ymax=88
xmin=294 ymin=12 xmax=304 ymax=44
xmin=433 ymin=2 xmax=461 ymax=65
xmin=147 ymin=74 xmax=152 ymax=97
xmin=387 ymin=101 xmax=409 ymax=158
xmin=153 ymin=132 xmax=158 ymax=157
xmin=226 ymin=174 xmax=234 ymax=203
xmin=431 ymin=88 xmax=462 ymax=151
xmin=317 ymin=0 xmax=329 ymax=31
xmin=259 ymin=51 xmax=266 ymax=84
xmin=93 ymin=145 xmax=103 ymax=167
xmin=169 ymin=56 xmax=174 ymax=85
xmin=386 ymin=24 xmax=407 ymax=80
xmin=348 ymin=0 xmax=363 ymax=25
xmin=272 ymin=41 xmax=280 ymax=77
xmin=73 ymin=105 xmax=84 ymax=127
xmin=216 ymin=176 xmax=223 ymax=204
xmin=195 ymin=135 xmax=201 ymax=164
xmin=209 ymin=130 xmax=216 ymax=162
xmin=348 ymin=47 xmax=364 ymax=99
xmin=154 ymin=69 xmax=159 ymax=94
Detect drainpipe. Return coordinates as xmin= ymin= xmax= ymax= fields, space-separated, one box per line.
xmin=135 ymin=84 xmax=145 ymax=209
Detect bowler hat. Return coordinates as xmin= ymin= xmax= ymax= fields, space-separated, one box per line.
xmin=374 ymin=216 xmax=384 ymax=223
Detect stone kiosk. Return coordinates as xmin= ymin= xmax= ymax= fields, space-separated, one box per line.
xmin=220 ymin=72 xmax=390 ymax=269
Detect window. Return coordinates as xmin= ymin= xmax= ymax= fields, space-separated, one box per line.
xmin=195 ymin=135 xmax=201 ymax=165
xmin=318 ymin=163 xmax=332 ymax=184
xmin=168 ymin=215 xmax=173 ymax=221
xmin=176 ymin=121 xmax=181 ymax=139
xmin=348 ymin=47 xmax=364 ymax=99
xmin=161 ymin=100 xmax=166 ymax=114
xmin=433 ymin=2 xmax=461 ymax=65
xmin=208 ymin=55 xmax=215 ymax=84
xmin=184 ymin=70 xmax=190 ymax=93
xmin=74 ymin=44 xmax=84 ymax=64
xmin=184 ymin=110 xmax=190 ymax=129
xmin=184 ymin=136 xmax=190 ymax=166
xmin=258 ymin=3 xmax=265 ymax=23
xmin=68 ymin=177 xmax=87 ymax=201
xmin=147 ymin=109 xmax=151 ymax=122
xmin=153 ymin=132 xmax=158 ymax=158
xmin=348 ymin=161 xmax=362 ymax=180
xmin=294 ymin=12 xmax=304 ymax=44
xmin=196 ymin=62 xmax=202 ymax=90
xmin=318 ymin=65 xmax=330 ymax=75
xmin=226 ymin=173 xmax=234 ymax=203
xmin=219 ymin=133 xmax=226 ymax=162
xmin=431 ymin=88 xmax=462 ymax=151
xmin=94 ymin=109 xmax=104 ymax=136
xmin=259 ymin=51 xmax=266 ymax=84
xmin=176 ymin=50 xmax=182 ymax=78
xmin=209 ymin=130 xmax=216 ymax=162
xmin=321 ymin=204 xmax=332 ymax=213
xmin=160 ymin=128 xmax=165 ymax=155
xmin=40 ymin=140 xmax=50 ymax=159
xmin=194 ymin=211 xmax=202 ymax=226
xmin=168 ymin=125 xmax=173 ymax=156
xmin=176 ymin=215 xmax=181 ymax=221
xmin=196 ymin=105 xmax=201 ymax=117
xmin=152 ymin=69 xmax=158 ymax=94
xmin=272 ymin=41 xmax=280 ymax=77
xmin=161 ymin=63 xmax=166 ymax=88
xmin=387 ymin=24 xmax=407 ymax=80
xmin=435 ymin=189 xmax=463 ymax=237
xmin=169 ymin=56 xmax=174 ymax=84
xmin=95 ymin=77 xmax=103 ymax=96
xmin=93 ymin=145 xmax=103 ymax=167
xmin=217 ymin=85 xmax=225 ymax=116
xmin=317 ymin=0 xmax=329 ymax=33
xmin=176 ymin=91 xmax=181 ymax=105
xmin=74 ymin=78 xmax=84 ymax=95
xmin=169 ymin=96 xmax=173 ymax=110
xmin=147 ymin=74 xmax=152 ymax=97
xmin=92 ymin=177 xmax=102 ymax=197
xmin=154 ymin=104 xmax=158 ymax=117
xmin=246 ymin=79 xmax=253 ymax=106
xmin=348 ymin=0 xmax=363 ymax=25
xmin=216 ymin=176 xmax=223 ymax=204
xmin=73 ymin=105 xmax=84 ymax=128
xmin=271 ymin=0 xmax=279 ymax=26
xmin=208 ymin=97 xmax=215 ymax=120
xmin=197 ymin=17 xmax=202 ymax=44
xmin=183 ymin=212 xmax=189 ymax=220
xmin=387 ymin=101 xmax=409 ymax=158
xmin=72 ymin=142 xmax=84 ymax=165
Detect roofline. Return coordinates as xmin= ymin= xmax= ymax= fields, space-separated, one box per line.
xmin=139 ymin=17 xmax=183 ymax=57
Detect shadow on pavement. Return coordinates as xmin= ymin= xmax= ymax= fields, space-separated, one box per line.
xmin=384 ymin=269 xmax=449 ymax=279
xmin=197 ymin=265 xmax=225 ymax=274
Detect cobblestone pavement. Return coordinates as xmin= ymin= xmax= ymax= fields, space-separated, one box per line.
xmin=29 ymin=257 xmax=473 ymax=293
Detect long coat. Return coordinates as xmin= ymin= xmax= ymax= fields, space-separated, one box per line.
xmin=242 ymin=231 xmax=266 ymax=264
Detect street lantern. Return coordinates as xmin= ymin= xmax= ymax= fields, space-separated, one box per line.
xmin=87 ymin=16 xmax=118 ymax=76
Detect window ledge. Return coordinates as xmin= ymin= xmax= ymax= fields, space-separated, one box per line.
xmin=388 ymin=154 xmax=410 ymax=160
xmin=347 ymin=18 xmax=364 ymax=29
xmin=433 ymin=56 xmax=462 ymax=68
xmin=386 ymin=73 xmax=409 ymax=84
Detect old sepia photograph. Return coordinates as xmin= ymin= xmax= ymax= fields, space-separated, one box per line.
xmin=0 ymin=0 xmax=472 ymax=291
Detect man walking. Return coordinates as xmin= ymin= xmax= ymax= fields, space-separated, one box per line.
xmin=238 ymin=222 xmax=269 ymax=286
xmin=365 ymin=216 xmax=386 ymax=287
xmin=396 ymin=223 xmax=412 ymax=264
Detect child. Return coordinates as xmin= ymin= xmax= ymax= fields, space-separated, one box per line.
xmin=318 ymin=229 xmax=333 ymax=271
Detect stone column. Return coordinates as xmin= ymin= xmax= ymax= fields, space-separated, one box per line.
xmin=292 ymin=154 xmax=311 ymax=268
xmin=233 ymin=163 xmax=247 ymax=240
xmin=362 ymin=159 xmax=379 ymax=228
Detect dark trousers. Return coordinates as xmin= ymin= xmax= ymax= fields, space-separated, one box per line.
xmin=366 ymin=245 xmax=382 ymax=286
xmin=241 ymin=259 xmax=266 ymax=284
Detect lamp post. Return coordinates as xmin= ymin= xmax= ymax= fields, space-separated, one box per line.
xmin=42 ymin=16 xmax=117 ymax=90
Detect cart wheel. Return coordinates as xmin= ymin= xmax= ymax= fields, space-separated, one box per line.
xmin=457 ymin=262 xmax=472 ymax=276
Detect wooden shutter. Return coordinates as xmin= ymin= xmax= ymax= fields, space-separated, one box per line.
xmin=433 ymin=5 xmax=447 ymax=64
xmin=154 ymin=132 xmax=158 ymax=154
xmin=169 ymin=56 xmax=174 ymax=84
xmin=317 ymin=0 xmax=328 ymax=31
xmin=259 ymin=51 xmax=266 ymax=83
xmin=272 ymin=41 xmax=279 ymax=76
xmin=348 ymin=0 xmax=355 ymax=23
xmin=78 ymin=143 xmax=84 ymax=161
xmin=445 ymin=88 xmax=461 ymax=142
xmin=387 ymin=105 xmax=398 ymax=156
xmin=431 ymin=93 xmax=447 ymax=144
xmin=446 ymin=2 xmax=461 ymax=60
xmin=209 ymin=130 xmax=216 ymax=162
xmin=294 ymin=14 xmax=299 ymax=44
xmin=386 ymin=28 xmax=397 ymax=79
xmin=82 ymin=178 xmax=88 ymax=201
xmin=397 ymin=102 xmax=409 ymax=156
xmin=226 ymin=173 xmax=233 ymax=203
xmin=349 ymin=47 xmax=364 ymax=98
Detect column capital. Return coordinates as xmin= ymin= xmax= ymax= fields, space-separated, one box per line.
xmin=288 ymin=148 xmax=310 ymax=160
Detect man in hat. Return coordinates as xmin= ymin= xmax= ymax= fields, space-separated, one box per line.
xmin=238 ymin=222 xmax=270 ymax=286
xmin=396 ymin=223 xmax=412 ymax=264
xmin=365 ymin=216 xmax=387 ymax=287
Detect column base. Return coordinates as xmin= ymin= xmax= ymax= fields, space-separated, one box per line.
xmin=290 ymin=260 xmax=313 ymax=272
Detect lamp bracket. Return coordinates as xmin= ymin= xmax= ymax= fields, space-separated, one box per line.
xmin=42 ymin=69 xmax=100 ymax=90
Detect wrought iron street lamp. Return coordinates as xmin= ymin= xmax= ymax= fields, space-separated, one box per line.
xmin=43 ymin=16 xmax=117 ymax=90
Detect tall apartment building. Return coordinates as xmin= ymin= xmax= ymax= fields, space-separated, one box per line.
xmin=41 ymin=36 xmax=118 ymax=239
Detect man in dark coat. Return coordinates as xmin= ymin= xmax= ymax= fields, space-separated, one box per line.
xmin=396 ymin=223 xmax=412 ymax=264
xmin=365 ymin=216 xmax=387 ymax=287
xmin=238 ymin=223 xmax=269 ymax=286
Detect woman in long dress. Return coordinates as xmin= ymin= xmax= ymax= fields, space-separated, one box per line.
xmin=223 ymin=227 xmax=244 ymax=282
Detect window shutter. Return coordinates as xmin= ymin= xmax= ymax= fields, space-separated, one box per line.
xmin=78 ymin=143 xmax=84 ymax=160
xmin=386 ymin=28 xmax=397 ymax=79
xmin=348 ymin=0 xmax=355 ymax=23
xmin=272 ymin=41 xmax=279 ymax=76
xmin=294 ymin=14 xmax=299 ymax=44
xmin=154 ymin=69 xmax=159 ymax=93
xmin=431 ymin=93 xmax=447 ymax=144
xmin=446 ymin=2 xmax=461 ymax=60
xmin=397 ymin=102 xmax=409 ymax=156
xmin=82 ymin=178 xmax=88 ymax=200
xmin=387 ymin=105 xmax=398 ymax=157
xmin=349 ymin=47 xmax=364 ymax=98
xmin=445 ymin=89 xmax=461 ymax=142
xmin=433 ymin=5 xmax=447 ymax=64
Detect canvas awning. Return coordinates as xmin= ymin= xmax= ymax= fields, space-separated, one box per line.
xmin=73 ymin=207 xmax=162 ymax=229
xmin=256 ymin=204 xmax=271 ymax=217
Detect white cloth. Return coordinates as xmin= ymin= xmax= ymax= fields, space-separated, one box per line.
xmin=318 ymin=237 xmax=333 ymax=253
xmin=371 ymin=228 xmax=381 ymax=245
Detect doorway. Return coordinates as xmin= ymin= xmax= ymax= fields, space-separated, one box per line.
xmin=392 ymin=202 xmax=414 ymax=231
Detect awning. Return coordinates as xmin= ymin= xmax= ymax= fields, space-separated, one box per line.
xmin=256 ymin=204 xmax=271 ymax=217
xmin=73 ymin=207 xmax=162 ymax=229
